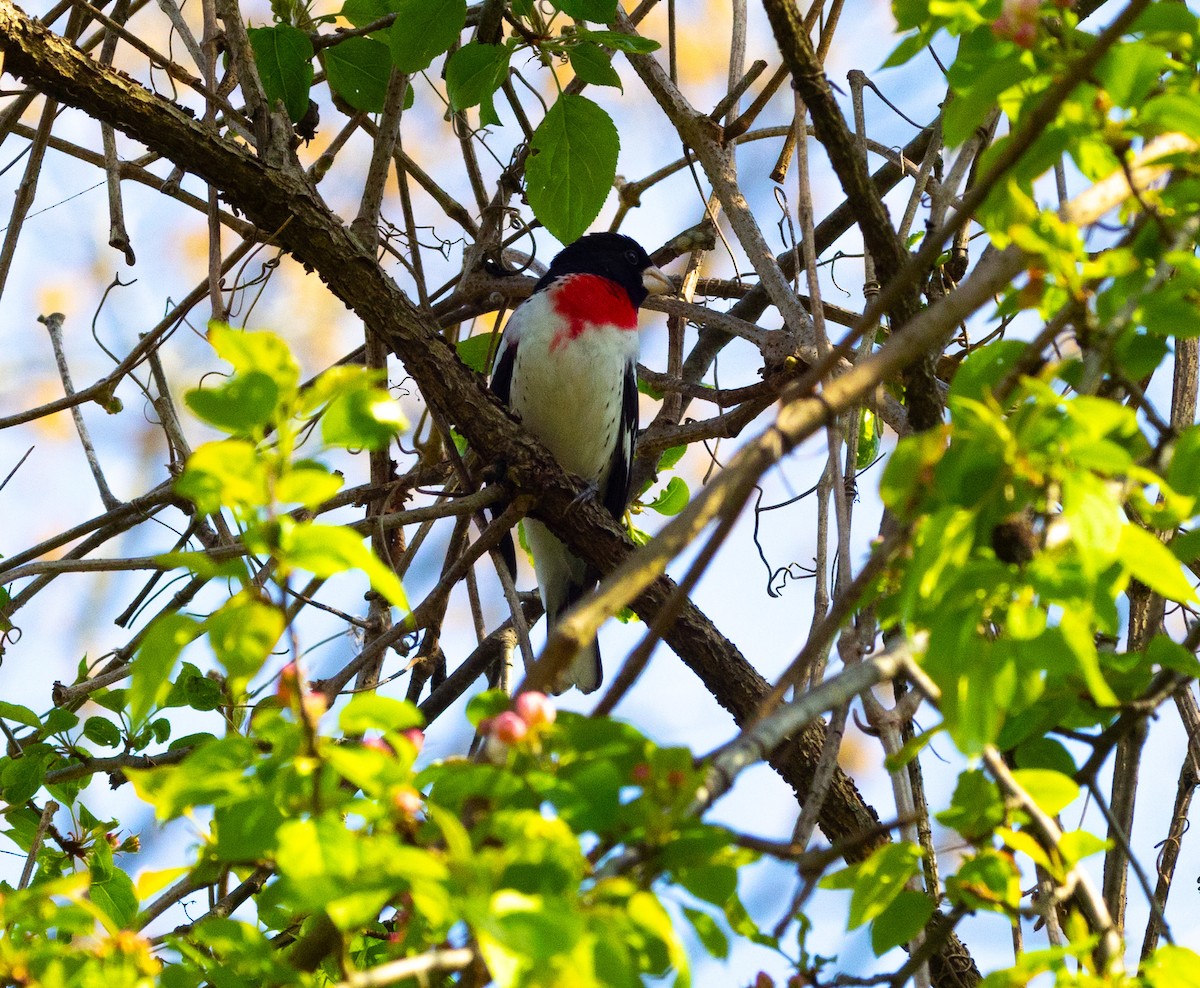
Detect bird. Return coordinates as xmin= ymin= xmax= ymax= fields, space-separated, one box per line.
xmin=490 ymin=233 xmax=672 ymax=694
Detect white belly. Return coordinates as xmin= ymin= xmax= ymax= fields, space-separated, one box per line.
xmin=510 ymin=321 xmax=638 ymax=485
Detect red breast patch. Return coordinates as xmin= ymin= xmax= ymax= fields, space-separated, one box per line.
xmin=548 ymin=274 xmax=637 ymax=350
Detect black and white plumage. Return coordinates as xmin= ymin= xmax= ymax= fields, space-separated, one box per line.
xmin=490 ymin=233 xmax=672 ymax=694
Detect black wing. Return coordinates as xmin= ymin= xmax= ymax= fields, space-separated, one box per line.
xmin=489 ymin=339 xmax=520 ymax=578
xmin=601 ymin=361 xmax=638 ymax=521
xmin=490 ymin=339 xmax=517 ymax=405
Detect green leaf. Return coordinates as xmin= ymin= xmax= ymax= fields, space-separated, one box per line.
xmin=42 ymin=707 xmax=79 ymax=737
xmin=1131 ymin=3 xmax=1200 ymax=35
xmin=820 ymin=842 xmax=923 ymax=929
xmin=2 ymin=749 xmax=50 ymax=803
xmin=89 ymin=860 xmax=138 ymax=929
xmin=554 ymin=0 xmax=616 ymax=22
xmin=870 ymin=889 xmax=934 ymax=956
xmin=156 ymin=549 xmax=252 ymax=582
xmin=882 ymin=30 xmax=927 ymax=69
xmin=325 ymin=37 xmax=394 ymax=112
xmin=1057 ymin=609 xmax=1118 ymax=706
xmin=445 ymin=43 xmax=511 ymax=112
xmin=129 ymin=613 xmax=203 ymax=724
xmin=1141 ymin=92 xmax=1200 ymax=141
xmin=185 ymin=371 xmax=280 ymax=434
xmin=466 ymin=689 xmax=512 ymax=727
xmin=647 ymin=476 xmax=688 ymax=515
xmin=175 ymin=440 xmax=269 ymax=516
xmin=677 ymin=864 xmax=736 ymax=908
xmin=1115 ymin=327 xmax=1169 ymax=379
xmin=948 ymin=339 xmax=1027 ymax=405
xmin=656 ymin=445 xmax=686 ymax=471
xmin=455 ymin=331 xmax=501 ymax=373
xmin=1098 ymin=40 xmax=1167 ymax=108
xmin=944 ymin=32 xmax=1033 ymax=147
xmin=1169 ymin=425 xmax=1200 ymax=497
xmin=164 ymin=663 xmax=223 ymax=716
xmin=856 ymin=407 xmax=880 ymax=468
xmin=681 ymin=905 xmax=729 ymax=959
xmin=213 ymin=799 xmax=286 ymax=862
xmin=247 ymin=25 xmax=315 ymax=122
xmin=208 ymin=324 xmax=301 ymax=396
xmin=579 ymin=28 xmax=661 ymax=53
xmin=340 ymin=693 xmax=424 ymax=734
xmin=1139 ymin=288 xmax=1200 ymax=339
xmin=567 ymin=41 xmax=622 ymax=89
xmin=341 ymin=0 xmax=398 ymax=28
xmin=1118 ymin=524 xmax=1197 ymax=603
xmin=936 ymin=769 xmax=1004 ymax=842
xmin=388 ymin=0 xmax=466 ymax=72
xmin=1012 ymin=737 xmax=1076 ymax=776
xmin=1011 ymin=768 xmax=1079 ymax=817
xmin=552 ymin=759 xmax=621 ymax=831
xmin=320 ymin=377 xmax=407 ymax=450
xmin=880 ymin=428 xmax=944 ymax=515
xmin=946 ymin=847 xmax=1021 ymax=912
xmin=206 ymin=593 xmax=285 ymax=693
xmin=280 ymin=521 xmax=409 ymax=610
xmin=275 ymin=462 xmax=344 ymax=509
xmin=83 ymin=716 xmax=122 ymax=748
xmin=1147 ymin=634 xmax=1200 ymax=677
xmin=1057 ymin=829 xmax=1108 ymax=867
xmin=526 ymin=94 xmax=619 ymax=244
xmin=126 ymin=735 xmax=255 ymax=818
xmin=0 ymin=700 xmax=41 ymax=730
xmin=1170 ymin=528 xmax=1200 ymax=564
xmin=1142 ymin=946 xmax=1200 ymax=988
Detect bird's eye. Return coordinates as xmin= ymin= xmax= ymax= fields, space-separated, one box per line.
xmin=624 ymin=249 xmax=640 ymax=265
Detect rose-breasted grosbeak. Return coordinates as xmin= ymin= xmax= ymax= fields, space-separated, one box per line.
xmin=491 ymin=233 xmax=672 ymax=694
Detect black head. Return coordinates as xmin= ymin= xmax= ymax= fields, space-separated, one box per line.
xmin=536 ymin=233 xmax=667 ymax=307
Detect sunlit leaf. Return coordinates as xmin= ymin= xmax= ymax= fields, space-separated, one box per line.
xmin=1010 ymin=768 xmax=1079 ymax=817
xmin=129 ymin=614 xmax=203 ymax=724
xmin=280 ymin=521 xmax=409 ymax=610
xmin=1118 ymin=524 xmax=1197 ymax=603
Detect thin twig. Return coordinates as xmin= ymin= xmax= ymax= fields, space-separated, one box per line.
xmin=39 ymin=312 xmax=121 ymax=510
xmin=18 ymin=801 xmax=58 ymax=890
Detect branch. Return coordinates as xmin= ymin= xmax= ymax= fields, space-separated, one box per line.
xmin=334 ymin=948 xmax=478 ymax=988
xmin=691 ymin=644 xmax=915 ymax=815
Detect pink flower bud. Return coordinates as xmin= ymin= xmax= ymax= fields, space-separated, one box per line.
xmin=302 ymin=691 xmax=328 ymax=721
xmin=515 ymin=691 xmax=556 ymax=728
xmin=393 ymin=787 xmax=423 ymax=818
xmin=402 ymin=728 xmax=426 ymax=752
xmin=631 ymin=762 xmax=652 ymax=783
xmin=991 ymin=0 xmax=1040 ymax=46
xmin=1010 ymin=19 xmax=1037 ymax=46
xmin=277 ymin=662 xmax=299 ymax=698
xmin=362 ymin=737 xmax=395 ymax=755
xmin=488 ymin=711 xmax=528 ymax=745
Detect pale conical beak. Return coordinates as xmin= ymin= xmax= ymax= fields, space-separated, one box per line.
xmin=642 ymin=265 xmax=673 ymax=296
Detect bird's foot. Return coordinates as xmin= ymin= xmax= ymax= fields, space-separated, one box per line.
xmin=568 ymin=481 xmax=600 ymax=511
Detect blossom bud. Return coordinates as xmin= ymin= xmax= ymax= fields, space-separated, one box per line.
xmin=488 ymin=711 xmax=528 ymax=745
xmin=393 ymin=787 xmax=423 ymax=818
xmin=515 ymin=691 xmax=556 ymax=728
